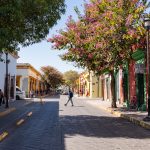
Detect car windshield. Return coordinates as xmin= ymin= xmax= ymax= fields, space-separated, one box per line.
xmin=16 ymin=88 xmax=21 ymax=92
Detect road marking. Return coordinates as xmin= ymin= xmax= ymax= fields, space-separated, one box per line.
xmin=27 ymin=112 xmax=32 ymax=117
xmin=16 ymin=119 xmax=25 ymax=126
xmin=0 ymin=132 xmax=9 ymax=142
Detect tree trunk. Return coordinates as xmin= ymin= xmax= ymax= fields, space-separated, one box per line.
xmin=110 ymin=70 xmax=117 ymax=108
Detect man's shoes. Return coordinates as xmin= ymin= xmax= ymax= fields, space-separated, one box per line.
xmin=64 ymin=104 xmax=67 ymax=106
xmin=72 ymin=105 xmax=74 ymax=107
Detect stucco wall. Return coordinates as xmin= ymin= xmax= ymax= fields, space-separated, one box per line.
xmin=17 ymin=68 xmax=29 ymax=77
xmin=16 ymin=65 xmax=42 ymax=97
xmin=89 ymin=72 xmax=101 ymax=98
xmin=0 ymin=54 xmax=5 ymax=91
xmin=0 ymin=53 xmax=17 ymax=99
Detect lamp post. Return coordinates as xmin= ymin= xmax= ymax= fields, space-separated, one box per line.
xmin=144 ymin=17 xmax=150 ymax=121
xmin=5 ymin=52 xmax=9 ymax=108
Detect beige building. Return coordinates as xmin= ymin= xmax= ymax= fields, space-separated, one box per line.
xmin=16 ymin=63 xmax=45 ymax=97
xmin=89 ymin=71 xmax=101 ymax=98
xmin=78 ymin=71 xmax=90 ymax=97
xmin=78 ymin=71 xmax=103 ymax=98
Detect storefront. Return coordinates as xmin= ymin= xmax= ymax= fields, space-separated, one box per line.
xmin=16 ymin=63 xmax=45 ymax=97
xmin=131 ymin=49 xmax=146 ymax=110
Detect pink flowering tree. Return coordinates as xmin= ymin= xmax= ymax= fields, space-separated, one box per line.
xmin=48 ymin=0 xmax=149 ymax=108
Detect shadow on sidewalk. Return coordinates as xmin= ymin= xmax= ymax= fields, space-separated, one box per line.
xmin=60 ymin=115 xmax=150 ymax=140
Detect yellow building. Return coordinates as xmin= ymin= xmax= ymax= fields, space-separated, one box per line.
xmin=78 ymin=71 xmax=104 ymax=99
xmin=78 ymin=71 xmax=90 ymax=97
xmin=89 ymin=71 xmax=104 ymax=98
xmin=16 ymin=63 xmax=45 ymax=97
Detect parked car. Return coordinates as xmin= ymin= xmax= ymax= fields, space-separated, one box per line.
xmin=62 ymin=91 xmax=68 ymax=95
xmin=16 ymin=86 xmax=25 ymax=100
xmin=56 ymin=89 xmax=62 ymax=94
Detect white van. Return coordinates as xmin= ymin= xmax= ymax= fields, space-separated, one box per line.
xmin=16 ymin=86 xmax=25 ymax=100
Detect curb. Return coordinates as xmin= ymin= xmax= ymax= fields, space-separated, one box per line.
xmin=0 ymin=100 xmax=33 ymax=118
xmin=0 ymin=108 xmax=16 ymax=117
xmin=86 ymin=101 xmax=150 ymax=130
xmin=106 ymin=108 xmax=150 ymax=130
xmin=120 ymin=114 xmax=150 ymax=130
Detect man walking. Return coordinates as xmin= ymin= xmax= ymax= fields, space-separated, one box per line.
xmin=64 ymin=90 xmax=74 ymax=106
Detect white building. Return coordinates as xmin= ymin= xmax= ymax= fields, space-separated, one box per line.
xmin=0 ymin=52 xmax=18 ymax=100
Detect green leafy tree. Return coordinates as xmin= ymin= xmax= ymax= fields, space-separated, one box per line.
xmin=49 ymin=0 xmax=149 ymax=108
xmin=41 ymin=66 xmax=64 ymax=90
xmin=0 ymin=0 xmax=66 ymax=52
xmin=63 ymin=70 xmax=79 ymax=89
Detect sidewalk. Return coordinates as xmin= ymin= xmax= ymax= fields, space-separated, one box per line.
xmin=75 ymin=96 xmax=150 ymax=130
xmin=0 ymin=99 xmax=33 ymax=117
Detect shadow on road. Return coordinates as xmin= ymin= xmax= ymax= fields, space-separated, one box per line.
xmin=60 ymin=115 xmax=150 ymax=140
xmin=0 ymin=99 xmax=150 ymax=150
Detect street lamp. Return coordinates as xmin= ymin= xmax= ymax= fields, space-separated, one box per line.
xmin=144 ymin=17 xmax=150 ymax=121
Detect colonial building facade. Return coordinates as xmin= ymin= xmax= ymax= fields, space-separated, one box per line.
xmin=77 ymin=59 xmax=147 ymax=111
xmin=16 ymin=63 xmax=45 ymax=97
xmin=77 ymin=70 xmax=124 ymax=104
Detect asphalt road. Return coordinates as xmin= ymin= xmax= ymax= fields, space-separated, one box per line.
xmin=0 ymin=95 xmax=150 ymax=150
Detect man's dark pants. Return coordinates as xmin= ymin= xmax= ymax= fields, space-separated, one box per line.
xmin=65 ymin=97 xmax=73 ymax=106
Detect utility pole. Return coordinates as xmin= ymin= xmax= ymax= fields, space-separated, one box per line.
xmin=143 ymin=17 xmax=150 ymax=121
xmin=5 ymin=52 xmax=9 ymax=108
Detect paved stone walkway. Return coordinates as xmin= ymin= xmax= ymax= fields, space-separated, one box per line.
xmin=0 ymin=96 xmax=149 ymax=150
xmin=75 ymin=96 xmax=150 ymax=129
xmin=60 ymin=95 xmax=150 ymax=150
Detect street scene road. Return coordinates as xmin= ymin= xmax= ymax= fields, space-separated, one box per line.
xmin=0 ymin=96 xmax=150 ymax=150
xmin=1 ymin=1 xmax=150 ymax=150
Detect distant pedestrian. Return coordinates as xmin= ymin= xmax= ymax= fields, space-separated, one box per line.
xmin=64 ymin=90 xmax=74 ymax=106
xmin=0 ymin=89 xmax=4 ymax=106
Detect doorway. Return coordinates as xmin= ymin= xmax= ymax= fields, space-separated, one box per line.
xmin=136 ymin=74 xmax=144 ymax=107
xmin=123 ymin=73 xmax=128 ymax=102
xmin=10 ymin=76 xmax=15 ymax=99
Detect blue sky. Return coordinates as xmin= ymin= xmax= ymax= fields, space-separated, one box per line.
xmin=17 ymin=0 xmax=149 ymax=73
xmin=18 ymin=0 xmax=87 ymax=73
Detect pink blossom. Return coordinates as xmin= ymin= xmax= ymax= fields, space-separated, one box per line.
xmin=126 ymin=14 xmax=133 ymax=26
xmin=88 ymin=53 xmax=93 ymax=59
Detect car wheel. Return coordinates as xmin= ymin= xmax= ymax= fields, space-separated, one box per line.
xmin=16 ymin=95 xmax=20 ymax=100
